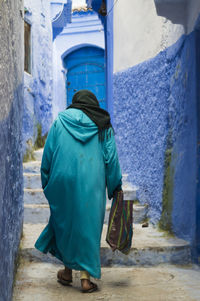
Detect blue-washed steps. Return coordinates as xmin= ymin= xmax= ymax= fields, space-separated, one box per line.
xmin=22 ymin=148 xmax=192 ymax=267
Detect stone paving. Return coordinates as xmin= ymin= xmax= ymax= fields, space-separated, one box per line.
xmin=13 ymin=149 xmax=200 ymax=300
xmin=13 ymin=262 xmax=200 ymax=301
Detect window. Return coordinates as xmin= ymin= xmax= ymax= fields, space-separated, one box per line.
xmin=24 ymin=21 xmax=31 ymax=74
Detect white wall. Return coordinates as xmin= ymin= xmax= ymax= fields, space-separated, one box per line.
xmin=113 ymin=0 xmax=185 ymax=72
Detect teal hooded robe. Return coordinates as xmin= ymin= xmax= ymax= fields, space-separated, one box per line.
xmin=35 ymin=108 xmax=122 ymax=279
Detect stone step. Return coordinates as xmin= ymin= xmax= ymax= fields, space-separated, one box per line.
xmin=24 ymin=173 xmax=41 ymax=189
xmin=23 ymin=189 xmax=111 ymax=208
xmin=22 ymin=174 xmax=138 ymax=198
xmin=24 ymin=188 xmax=47 ymax=205
xmin=23 ymin=161 xmax=41 ymax=174
xmin=23 ymin=180 xmax=139 ymax=201
xmin=24 ymin=204 xmax=112 ymax=224
xmin=33 ymin=148 xmax=43 ymax=162
xmin=122 ymin=182 xmax=138 ymax=201
xmin=21 ymin=223 xmax=191 ymax=266
xmin=133 ymin=203 xmax=148 ymax=223
xmin=24 ymin=204 xmax=49 ymax=224
xmin=24 ymin=201 xmax=147 ymax=225
xmin=104 ymin=203 xmax=148 ymax=224
xmin=23 ymin=187 xmax=140 ymax=214
xmin=101 ymin=224 xmax=191 ymax=266
xmin=23 ymin=159 xmax=139 ymax=204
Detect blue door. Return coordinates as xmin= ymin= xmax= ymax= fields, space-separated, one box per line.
xmin=63 ymin=46 xmax=106 ymax=109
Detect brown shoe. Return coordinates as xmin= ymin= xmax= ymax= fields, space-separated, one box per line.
xmin=57 ymin=268 xmax=72 ymax=286
xmin=81 ymin=279 xmax=98 ymax=293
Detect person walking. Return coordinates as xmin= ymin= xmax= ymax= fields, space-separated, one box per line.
xmin=35 ymin=90 xmax=122 ymax=293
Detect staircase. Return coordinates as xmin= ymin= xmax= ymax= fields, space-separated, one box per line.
xmin=22 ymin=148 xmax=192 ymax=267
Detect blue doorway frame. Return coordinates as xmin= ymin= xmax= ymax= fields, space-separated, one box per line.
xmin=63 ymin=46 xmax=106 ymax=109
xmin=86 ymin=0 xmax=114 ymax=122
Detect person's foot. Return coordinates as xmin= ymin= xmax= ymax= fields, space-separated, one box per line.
xmin=81 ymin=279 xmax=98 ymax=293
xmin=57 ymin=267 xmax=72 ymax=286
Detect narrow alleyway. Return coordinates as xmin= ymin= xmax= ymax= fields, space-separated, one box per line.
xmin=13 ymin=149 xmax=200 ymax=300
xmin=2 ymin=0 xmax=200 ymax=300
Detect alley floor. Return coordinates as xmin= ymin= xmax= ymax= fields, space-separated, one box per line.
xmin=13 ymin=149 xmax=200 ymax=301
xmin=12 ymin=260 xmax=200 ymax=301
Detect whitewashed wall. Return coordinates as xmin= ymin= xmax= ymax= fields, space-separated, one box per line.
xmin=113 ymin=0 xmax=200 ymax=73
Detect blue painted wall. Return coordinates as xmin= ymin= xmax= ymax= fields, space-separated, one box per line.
xmin=23 ymin=0 xmax=53 ymax=155
xmin=114 ymin=50 xmax=169 ymax=223
xmin=114 ymin=26 xmax=199 ymax=244
xmin=52 ymin=8 xmax=105 ymax=119
xmin=51 ymin=0 xmax=72 ymax=40
xmin=0 ymin=1 xmax=24 ymax=300
xmin=195 ymin=24 xmax=200 ymax=255
xmin=169 ymin=32 xmax=197 ymax=243
xmin=87 ymin=0 xmax=114 ymax=122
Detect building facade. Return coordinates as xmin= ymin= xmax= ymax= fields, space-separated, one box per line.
xmin=88 ymin=0 xmax=200 ymax=259
xmin=0 ymin=1 xmax=24 ymax=300
xmin=112 ymin=0 xmax=200 ymax=257
xmin=51 ymin=4 xmax=105 ymax=119
xmin=23 ymin=0 xmax=54 ymax=159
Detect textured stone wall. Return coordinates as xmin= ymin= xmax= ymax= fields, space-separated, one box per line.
xmin=23 ymin=0 xmax=53 ymax=158
xmin=113 ymin=51 xmax=169 ymax=223
xmin=0 ymin=1 xmax=24 ymax=300
xmin=114 ymin=30 xmax=198 ymax=243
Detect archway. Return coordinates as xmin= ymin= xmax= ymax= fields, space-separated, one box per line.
xmin=63 ymin=45 xmax=106 ymax=109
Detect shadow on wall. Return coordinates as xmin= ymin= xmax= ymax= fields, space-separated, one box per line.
xmin=154 ymin=0 xmax=187 ymax=28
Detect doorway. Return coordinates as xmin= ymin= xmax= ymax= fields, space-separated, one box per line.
xmin=63 ymin=46 xmax=106 ymax=109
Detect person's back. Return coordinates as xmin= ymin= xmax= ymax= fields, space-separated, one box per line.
xmin=35 ymin=90 xmax=122 ymax=293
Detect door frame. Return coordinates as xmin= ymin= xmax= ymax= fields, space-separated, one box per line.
xmin=61 ymin=43 xmax=104 ymax=61
xmin=62 ymin=44 xmax=106 ymax=107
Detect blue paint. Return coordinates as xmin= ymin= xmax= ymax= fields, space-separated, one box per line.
xmin=168 ymin=32 xmax=197 ymax=244
xmin=196 ymin=28 xmax=200 ymax=256
xmin=23 ymin=0 xmax=54 ymax=153
xmin=63 ymin=46 xmax=106 ymax=109
xmin=51 ymin=1 xmax=72 ymax=40
xmin=113 ymin=27 xmax=200 ymax=247
xmin=104 ymin=0 xmax=114 ymax=123
xmin=0 ymin=1 xmax=24 ymax=299
xmin=0 ymin=89 xmax=24 ymax=301
xmin=0 ymin=86 xmax=24 ymax=301
xmin=86 ymin=0 xmax=114 ymax=122
xmin=52 ymin=8 xmax=105 ymax=118
xmin=61 ymin=43 xmax=102 ymax=60
xmin=113 ymin=51 xmax=170 ymax=224
xmin=87 ymin=0 xmax=102 ymax=12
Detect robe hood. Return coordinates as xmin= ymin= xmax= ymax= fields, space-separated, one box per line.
xmin=58 ymin=108 xmax=98 ymax=143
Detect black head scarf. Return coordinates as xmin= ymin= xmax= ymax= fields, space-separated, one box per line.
xmin=67 ymin=89 xmax=113 ymax=139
